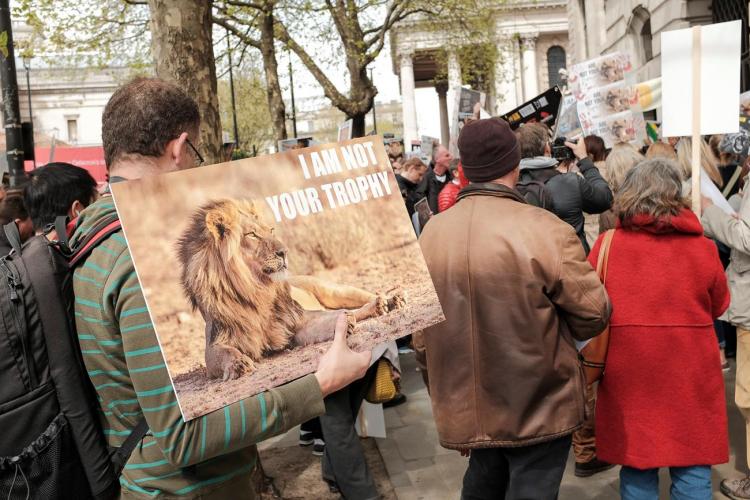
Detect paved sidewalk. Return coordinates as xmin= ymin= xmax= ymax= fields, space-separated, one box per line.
xmin=376 ymin=353 xmax=746 ymax=500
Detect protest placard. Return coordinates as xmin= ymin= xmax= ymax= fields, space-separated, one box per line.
xmin=636 ymin=77 xmax=661 ymax=112
xmin=568 ymin=53 xmax=632 ymax=99
xmin=661 ymin=20 xmax=741 ymax=137
xmin=450 ymin=87 xmax=485 ymax=154
xmin=569 ymin=52 xmax=644 ymax=147
xmin=501 ymin=87 xmax=562 ymax=130
xmin=278 ymin=136 xmax=314 ymax=152
xmin=552 ymin=95 xmax=583 ymax=141
xmin=420 ymin=135 xmax=438 ymax=163
xmin=719 ymin=90 xmax=750 ymax=157
xmin=111 ymin=137 xmax=445 ymax=420
xmin=578 ymin=110 xmax=646 ymax=147
xmin=661 ymin=20 xmax=741 ymax=213
xmin=338 ymin=119 xmax=353 ymax=142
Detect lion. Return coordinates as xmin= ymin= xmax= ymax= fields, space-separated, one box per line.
xmin=176 ymin=199 xmax=406 ymax=381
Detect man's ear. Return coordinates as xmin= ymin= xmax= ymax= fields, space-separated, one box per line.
xmin=168 ymin=132 xmax=190 ymax=169
xmin=68 ymin=200 xmax=84 ymax=219
xmin=544 ymin=142 xmax=552 ymax=157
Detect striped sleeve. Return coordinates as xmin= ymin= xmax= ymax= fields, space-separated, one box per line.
xmin=103 ymin=243 xmax=326 ymax=467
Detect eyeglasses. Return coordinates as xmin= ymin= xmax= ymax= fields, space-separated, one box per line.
xmin=186 ymin=138 xmax=205 ymax=166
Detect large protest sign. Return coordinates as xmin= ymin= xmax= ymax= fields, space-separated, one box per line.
xmin=501 ymin=87 xmax=562 ymax=130
xmin=569 ymin=52 xmax=645 ymax=147
xmin=662 ymin=20 xmax=741 ymax=214
xmin=111 ymin=137 xmax=445 ymax=420
xmin=661 ymin=20 xmax=741 ymax=137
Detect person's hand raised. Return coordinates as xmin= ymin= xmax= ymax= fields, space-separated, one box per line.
xmin=315 ymin=313 xmax=371 ymax=397
xmin=565 ymin=136 xmax=588 ymax=161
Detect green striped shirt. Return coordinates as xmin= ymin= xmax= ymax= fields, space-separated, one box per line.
xmin=72 ymin=195 xmax=325 ymax=498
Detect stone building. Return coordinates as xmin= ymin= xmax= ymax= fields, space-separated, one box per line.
xmin=390 ymin=0 xmax=571 ymax=147
xmin=568 ymin=0 xmax=750 ymax=101
xmin=16 ymin=65 xmax=130 ymax=146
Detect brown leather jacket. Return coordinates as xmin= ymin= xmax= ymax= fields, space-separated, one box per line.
xmin=418 ymin=183 xmax=611 ymax=449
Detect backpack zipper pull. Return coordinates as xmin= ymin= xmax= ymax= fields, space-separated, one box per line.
xmin=7 ymin=275 xmax=19 ymax=301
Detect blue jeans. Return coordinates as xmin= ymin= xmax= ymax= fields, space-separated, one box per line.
xmin=620 ymin=465 xmax=711 ymax=500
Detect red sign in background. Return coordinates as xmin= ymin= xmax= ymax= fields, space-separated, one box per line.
xmin=27 ymin=146 xmax=107 ymax=183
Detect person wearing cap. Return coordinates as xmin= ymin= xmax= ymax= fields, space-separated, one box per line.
xmin=417 ymin=118 xmax=611 ymax=499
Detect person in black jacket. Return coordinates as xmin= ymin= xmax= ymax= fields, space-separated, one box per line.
xmin=396 ymin=157 xmax=429 ymax=216
xmin=516 ymin=123 xmax=613 ymax=254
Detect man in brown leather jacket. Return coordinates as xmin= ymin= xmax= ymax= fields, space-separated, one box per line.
xmin=418 ymin=118 xmax=611 ymax=499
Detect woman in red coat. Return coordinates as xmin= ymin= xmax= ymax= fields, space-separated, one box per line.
xmin=588 ymin=158 xmax=730 ymax=500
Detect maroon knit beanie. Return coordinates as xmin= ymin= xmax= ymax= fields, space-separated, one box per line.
xmin=457 ymin=118 xmax=520 ymax=182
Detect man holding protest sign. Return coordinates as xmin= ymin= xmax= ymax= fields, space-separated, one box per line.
xmin=73 ymin=77 xmax=372 ymax=498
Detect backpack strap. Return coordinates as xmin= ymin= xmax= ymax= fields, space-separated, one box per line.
xmin=54 ymin=215 xmax=71 ymax=253
xmin=66 ymin=211 xmax=149 ymax=475
xmin=3 ymin=222 xmax=23 ymax=255
xmin=110 ymin=417 xmax=149 ymax=476
xmin=69 ymin=214 xmax=122 ymax=268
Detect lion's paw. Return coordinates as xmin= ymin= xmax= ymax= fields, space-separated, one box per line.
xmin=374 ymin=295 xmax=388 ymax=316
xmin=222 ymin=356 xmax=253 ymax=381
xmin=387 ymin=290 xmax=407 ymax=311
xmin=345 ymin=313 xmax=357 ymax=336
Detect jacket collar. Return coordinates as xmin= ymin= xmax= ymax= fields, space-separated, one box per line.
xmin=456 ymin=182 xmax=527 ymax=204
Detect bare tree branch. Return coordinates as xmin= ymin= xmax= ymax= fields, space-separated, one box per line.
xmin=274 ymin=20 xmax=350 ymax=111
xmin=212 ymin=14 xmax=261 ymax=48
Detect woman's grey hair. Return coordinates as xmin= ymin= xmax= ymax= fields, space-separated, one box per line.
xmin=614 ymin=158 xmax=689 ymax=228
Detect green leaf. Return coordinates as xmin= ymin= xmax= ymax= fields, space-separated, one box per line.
xmin=0 ymin=31 xmax=8 ymax=59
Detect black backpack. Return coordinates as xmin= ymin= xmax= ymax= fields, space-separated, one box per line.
xmin=0 ymin=214 xmax=148 ymax=500
xmin=516 ymin=171 xmax=556 ymax=212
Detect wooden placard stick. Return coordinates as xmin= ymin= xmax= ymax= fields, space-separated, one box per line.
xmin=691 ymin=26 xmax=702 ymax=216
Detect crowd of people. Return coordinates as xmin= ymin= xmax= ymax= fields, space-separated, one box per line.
xmin=393 ymin=116 xmax=750 ymax=499
xmin=2 ymin=75 xmax=750 ymax=500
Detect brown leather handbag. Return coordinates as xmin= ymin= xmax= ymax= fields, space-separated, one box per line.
xmin=580 ymin=229 xmax=615 ymax=384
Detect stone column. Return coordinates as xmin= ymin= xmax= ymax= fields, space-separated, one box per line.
xmin=399 ymin=51 xmax=418 ymax=148
xmin=435 ymin=81 xmax=450 ymax=147
xmin=446 ymin=50 xmax=461 ymax=126
xmin=520 ymin=34 xmax=539 ymax=101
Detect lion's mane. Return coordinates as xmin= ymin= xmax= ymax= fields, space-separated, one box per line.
xmin=176 ymin=199 xmax=304 ymax=362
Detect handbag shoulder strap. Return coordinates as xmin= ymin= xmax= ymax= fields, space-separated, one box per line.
xmin=596 ymin=229 xmax=615 ymax=284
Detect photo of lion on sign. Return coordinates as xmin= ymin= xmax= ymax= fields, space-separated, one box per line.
xmin=111 ymin=137 xmax=443 ymax=420
xmin=176 ymin=198 xmax=406 ymax=381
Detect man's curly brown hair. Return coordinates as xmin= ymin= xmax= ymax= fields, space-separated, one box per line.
xmin=101 ymin=77 xmax=200 ymax=169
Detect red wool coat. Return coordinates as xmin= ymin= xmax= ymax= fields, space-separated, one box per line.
xmin=589 ymin=209 xmax=730 ymax=469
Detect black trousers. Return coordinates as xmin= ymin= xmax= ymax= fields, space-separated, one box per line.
xmin=320 ymin=362 xmax=379 ymax=500
xmin=461 ymin=435 xmax=572 ymax=500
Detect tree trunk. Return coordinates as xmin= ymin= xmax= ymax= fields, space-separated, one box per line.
xmin=259 ymin=8 xmax=287 ymax=142
xmin=348 ymin=66 xmax=374 ymax=138
xmin=351 ymin=113 xmax=367 ymax=138
xmin=148 ymin=0 xmax=223 ymax=164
